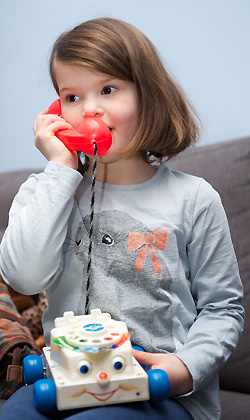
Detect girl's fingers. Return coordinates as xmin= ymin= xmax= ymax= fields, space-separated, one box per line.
xmin=132 ymin=349 xmax=159 ymax=366
xmin=32 ymin=108 xmax=78 ymax=170
xmin=33 ymin=109 xmax=49 ymax=135
xmin=33 ymin=113 xmax=68 ymax=136
xmin=33 ymin=108 xmax=50 ymax=132
xmin=49 ymin=120 xmax=73 ymax=131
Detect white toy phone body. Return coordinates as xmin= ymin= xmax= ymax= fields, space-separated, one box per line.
xmin=43 ymin=309 xmax=149 ymax=410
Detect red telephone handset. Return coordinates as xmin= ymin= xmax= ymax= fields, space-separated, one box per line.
xmin=48 ymin=100 xmax=112 ymax=156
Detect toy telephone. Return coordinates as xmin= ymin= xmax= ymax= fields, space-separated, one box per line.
xmin=23 ymin=309 xmax=170 ymax=413
xmin=48 ymin=99 xmax=112 ymax=156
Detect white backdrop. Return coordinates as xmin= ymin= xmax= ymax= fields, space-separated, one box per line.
xmin=1 ymin=0 xmax=250 ymax=173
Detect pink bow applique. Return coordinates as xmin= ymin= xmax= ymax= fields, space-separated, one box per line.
xmin=128 ymin=227 xmax=168 ymax=278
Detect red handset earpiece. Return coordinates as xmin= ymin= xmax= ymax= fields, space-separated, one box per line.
xmin=48 ymin=99 xmax=63 ymax=117
xmin=48 ymin=100 xmax=112 ymax=156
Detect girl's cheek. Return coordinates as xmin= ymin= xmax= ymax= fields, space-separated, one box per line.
xmin=62 ymin=111 xmax=80 ymax=128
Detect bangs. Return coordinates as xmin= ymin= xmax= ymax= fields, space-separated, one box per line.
xmin=50 ymin=20 xmax=135 ymax=92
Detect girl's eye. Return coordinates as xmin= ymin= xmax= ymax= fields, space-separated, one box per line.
xmin=101 ymin=86 xmax=117 ymax=95
xmin=66 ymin=95 xmax=80 ymax=103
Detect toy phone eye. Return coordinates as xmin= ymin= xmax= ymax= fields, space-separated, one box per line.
xmin=78 ymin=360 xmax=92 ymax=376
xmin=112 ymin=356 xmax=126 ymax=372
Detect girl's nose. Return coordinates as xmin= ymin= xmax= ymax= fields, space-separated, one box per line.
xmin=81 ymin=97 xmax=103 ymax=118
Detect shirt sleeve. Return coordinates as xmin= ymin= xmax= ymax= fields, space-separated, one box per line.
xmin=176 ymin=179 xmax=244 ymax=392
xmin=0 ymin=162 xmax=82 ymax=295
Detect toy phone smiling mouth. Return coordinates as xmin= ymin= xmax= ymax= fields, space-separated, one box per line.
xmin=48 ymin=99 xmax=112 ymax=156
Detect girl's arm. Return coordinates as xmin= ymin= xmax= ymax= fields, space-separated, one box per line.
xmin=177 ymin=182 xmax=244 ymax=392
xmin=134 ymin=180 xmax=244 ymax=397
xmin=0 ymin=164 xmax=82 ymax=295
xmin=0 ymin=162 xmax=82 ymax=294
xmin=0 ymin=109 xmax=83 ymax=294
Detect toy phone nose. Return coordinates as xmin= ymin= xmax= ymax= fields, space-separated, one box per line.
xmin=96 ymin=371 xmax=110 ymax=386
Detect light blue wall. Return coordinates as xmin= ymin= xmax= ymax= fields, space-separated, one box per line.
xmin=1 ymin=0 xmax=249 ymax=173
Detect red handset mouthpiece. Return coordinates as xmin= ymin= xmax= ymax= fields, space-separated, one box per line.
xmin=48 ymin=100 xmax=112 ymax=156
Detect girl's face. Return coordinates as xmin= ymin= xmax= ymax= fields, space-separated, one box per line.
xmin=54 ymin=62 xmax=139 ymax=164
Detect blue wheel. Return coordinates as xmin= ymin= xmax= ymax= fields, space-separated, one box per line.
xmin=148 ymin=369 xmax=170 ymax=402
xmin=132 ymin=345 xmax=144 ymax=352
xmin=33 ymin=379 xmax=57 ymax=413
xmin=23 ymin=355 xmax=44 ymax=384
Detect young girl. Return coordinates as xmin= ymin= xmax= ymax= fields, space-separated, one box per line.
xmin=0 ymin=18 xmax=244 ymax=420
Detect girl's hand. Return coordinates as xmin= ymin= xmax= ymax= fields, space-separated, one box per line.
xmin=132 ymin=349 xmax=193 ymax=397
xmin=33 ymin=108 xmax=79 ymax=170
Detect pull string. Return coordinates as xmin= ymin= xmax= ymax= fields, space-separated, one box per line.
xmin=85 ymin=142 xmax=98 ymax=315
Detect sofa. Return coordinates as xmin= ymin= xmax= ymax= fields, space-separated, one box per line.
xmin=0 ymin=137 xmax=249 ymax=418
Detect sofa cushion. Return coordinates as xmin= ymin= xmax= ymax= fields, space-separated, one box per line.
xmin=220 ymin=390 xmax=250 ymax=420
xmin=168 ymin=137 xmax=250 ymax=393
xmin=0 ymin=230 xmax=4 ymax=243
xmin=0 ymin=170 xmax=41 ymax=231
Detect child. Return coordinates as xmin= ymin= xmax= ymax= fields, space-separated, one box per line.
xmin=0 ymin=17 xmax=244 ymax=420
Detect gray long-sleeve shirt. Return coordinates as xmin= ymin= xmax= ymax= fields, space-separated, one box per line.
xmin=0 ymin=161 xmax=244 ymax=420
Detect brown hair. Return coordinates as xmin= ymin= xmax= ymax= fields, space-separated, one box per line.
xmin=50 ymin=17 xmax=200 ymax=165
